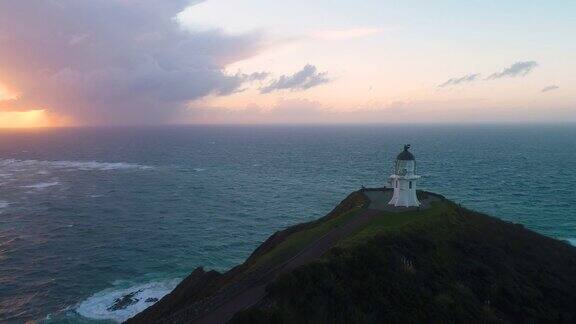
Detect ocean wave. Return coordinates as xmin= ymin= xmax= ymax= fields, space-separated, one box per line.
xmin=75 ymin=279 xmax=179 ymax=322
xmin=0 ymin=201 xmax=9 ymax=214
xmin=565 ymin=238 xmax=576 ymax=247
xmin=22 ymin=181 xmax=61 ymax=190
xmin=0 ymin=159 xmax=153 ymax=172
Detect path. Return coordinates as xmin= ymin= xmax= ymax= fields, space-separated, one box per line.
xmin=192 ymin=208 xmax=382 ymax=324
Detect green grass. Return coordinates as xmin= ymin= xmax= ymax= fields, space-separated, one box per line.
xmin=250 ymin=198 xmax=454 ymax=272
xmin=248 ymin=206 xmax=364 ymax=271
xmin=338 ymin=201 xmax=450 ymax=248
xmin=232 ymin=198 xmax=576 ymax=324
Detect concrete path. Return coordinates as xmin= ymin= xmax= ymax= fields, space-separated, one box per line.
xmin=193 ymin=208 xmax=382 ymax=324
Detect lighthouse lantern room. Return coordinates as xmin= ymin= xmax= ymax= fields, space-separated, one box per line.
xmin=388 ymin=144 xmax=421 ymax=207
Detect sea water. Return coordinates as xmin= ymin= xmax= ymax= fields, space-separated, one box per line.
xmin=0 ymin=125 xmax=574 ymax=323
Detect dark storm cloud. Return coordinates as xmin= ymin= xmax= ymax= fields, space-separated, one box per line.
xmin=541 ymin=85 xmax=559 ymax=93
xmin=260 ymin=64 xmax=329 ymax=94
xmin=487 ymin=61 xmax=538 ymax=80
xmin=0 ymin=0 xmax=267 ymax=124
xmin=438 ymin=73 xmax=481 ymax=87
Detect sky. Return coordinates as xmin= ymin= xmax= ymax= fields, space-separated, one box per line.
xmin=0 ymin=0 xmax=575 ymax=127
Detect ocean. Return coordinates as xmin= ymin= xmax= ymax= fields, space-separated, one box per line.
xmin=0 ymin=125 xmax=574 ymax=323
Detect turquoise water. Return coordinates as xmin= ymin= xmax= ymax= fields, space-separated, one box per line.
xmin=0 ymin=125 xmax=574 ymax=322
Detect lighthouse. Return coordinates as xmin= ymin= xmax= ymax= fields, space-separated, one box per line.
xmin=388 ymin=145 xmax=421 ymax=207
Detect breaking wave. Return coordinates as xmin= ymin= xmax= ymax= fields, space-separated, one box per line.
xmin=22 ymin=181 xmax=61 ymax=190
xmin=0 ymin=159 xmax=153 ymax=172
xmin=0 ymin=200 xmax=9 ymax=213
xmin=74 ymin=279 xmax=180 ymax=323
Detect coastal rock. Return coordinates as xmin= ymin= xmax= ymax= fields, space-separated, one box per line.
xmin=108 ymin=289 xmax=142 ymax=311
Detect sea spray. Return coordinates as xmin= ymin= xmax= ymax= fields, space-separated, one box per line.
xmin=0 ymin=159 xmax=153 ymax=172
xmin=74 ymin=279 xmax=181 ymax=322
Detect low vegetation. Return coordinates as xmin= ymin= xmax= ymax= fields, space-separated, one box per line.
xmin=127 ymin=191 xmax=368 ymax=323
xmin=243 ymin=190 xmax=369 ymax=273
xmin=129 ymin=190 xmax=576 ymax=323
xmin=248 ymin=206 xmax=363 ymax=271
xmin=232 ymin=199 xmax=576 ymax=324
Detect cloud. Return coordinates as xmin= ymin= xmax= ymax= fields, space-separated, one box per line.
xmin=438 ymin=61 xmax=539 ymax=88
xmin=243 ymin=72 xmax=271 ymax=82
xmin=487 ymin=61 xmax=538 ymax=79
xmin=260 ymin=64 xmax=330 ymax=94
xmin=215 ymin=71 xmax=271 ymax=95
xmin=438 ymin=73 xmax=481 ymax=88
xmin=541 ymin=85 xmax=559 ymax=93
xmin=0 ymin=0 xmax=268 ymax=125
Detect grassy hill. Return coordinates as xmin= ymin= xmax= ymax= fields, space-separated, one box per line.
xmin=128 ymin=190 xmax=576 ymax=323
xmin=127 ymin=190 xmax=368 ymax=323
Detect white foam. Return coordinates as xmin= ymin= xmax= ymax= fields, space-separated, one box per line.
xmin=193 ymin=168 xmax=205 ymax=172
xmin=0 ymin=159 xmax=153 ymax=172
xmin=75 ymin=279 xmax=179 ymax=323
xmin=22 ymin=181 xmax=60 ymax=190
xmin=49 ymin=160 xmax=153 ymax=171
xmin=0 ymin=201 xmax=9 ymax=213
xmin=566 ymin=238 xmax=576 ymax=247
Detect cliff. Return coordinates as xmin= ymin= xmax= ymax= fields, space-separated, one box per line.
xmin=127 ymin=189 xmax=576 ymax=323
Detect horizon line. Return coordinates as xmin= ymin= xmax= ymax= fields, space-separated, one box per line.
xmin=2 ymin=121 xmax=576 ymax=130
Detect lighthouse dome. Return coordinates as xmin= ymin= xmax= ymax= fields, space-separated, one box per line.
xmin=393 ymin=145 xmax=416 ymax=176
xmin=396 ymin=144 xmax=415 ymax=161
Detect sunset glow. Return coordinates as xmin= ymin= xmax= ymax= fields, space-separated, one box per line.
xmin=0 ymin=1 xmax=574 ymax=126
xmin=1 ymin=1 xmax=576 ymax=322
xmin=0 ymin=110 xmax=59 ymax=128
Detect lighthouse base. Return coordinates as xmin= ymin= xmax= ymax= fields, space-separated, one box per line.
xmin=364 ymin=189 xmax=437 ymax=212
xmin=388 ymin=177 xmax=420 ymax=208
xmin=388 ymin=192 xmax=420 ymax=208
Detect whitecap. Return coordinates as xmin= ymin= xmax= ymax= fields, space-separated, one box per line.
xmin=0 ymin=159 xmax=153 ymax=173
xmin=0 ymin=201 xmax=9 ymax=214
xmin=193 ymin=168 xmax=205 ymax=172
xmin=22 ymin=181 xmax=60 ymax=190
xmin=75 ymin=279 xmax=179 ymax=323
xmin=49 ymin=160 xmax=153 ymax=171
xmin=565 ymin=238 xmax=576 ymax=247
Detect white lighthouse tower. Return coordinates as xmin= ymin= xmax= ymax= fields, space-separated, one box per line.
xmin=388 ymin=144 xmax=421 ymax=207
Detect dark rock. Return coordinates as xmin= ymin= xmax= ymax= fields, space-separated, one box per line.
xmin=107 ymin=289 xmax=142 ymax=311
